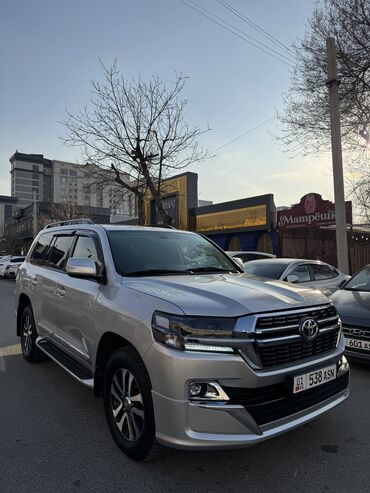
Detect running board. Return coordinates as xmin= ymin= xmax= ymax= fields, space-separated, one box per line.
xmin=36 ymin=338 xmax=94 ymax=389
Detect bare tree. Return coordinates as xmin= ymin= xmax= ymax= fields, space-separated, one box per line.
xmin=62 ymin=61 xmax=209 ymax=224
xmin=277 ymin=0 xmax=370 ymax=218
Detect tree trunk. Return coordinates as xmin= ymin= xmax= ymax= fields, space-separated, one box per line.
xmin=137 ymin=194 xmax=145 ymax=225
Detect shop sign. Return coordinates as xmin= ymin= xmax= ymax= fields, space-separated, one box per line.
xmin=277 ymin=193 xmax=352 ymax=229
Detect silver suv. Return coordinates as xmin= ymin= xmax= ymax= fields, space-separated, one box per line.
xmin=16 ymin=222 xmax=349 ymax=460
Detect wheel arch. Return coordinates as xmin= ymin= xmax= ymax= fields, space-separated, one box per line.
xmin=94 ymin=332 xmax=151 ymax=398
xmin=17 ymin=293 xmax=32 ymax=336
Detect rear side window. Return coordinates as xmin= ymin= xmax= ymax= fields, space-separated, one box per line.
xmin=289 ymin=264 xmax=310 ymax=282
xmin=310 ymin=264 xmax=333 ymax=281
xmin=47 ymin=235 xmax=74 ymax=271
xmin=30 ymin=233 xmax=53 ymax=266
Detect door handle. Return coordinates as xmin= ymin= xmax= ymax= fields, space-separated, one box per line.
xmin=55 ymin=287 xmax=66 ymax=297
xmin=31 ymin=279 xmax=38 ymax=287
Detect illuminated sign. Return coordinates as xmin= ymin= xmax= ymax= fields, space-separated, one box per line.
xmin=194 ymin=194 xmax=275 ymax=233
xmin=196 ymin=205 xmax=267 ymax=232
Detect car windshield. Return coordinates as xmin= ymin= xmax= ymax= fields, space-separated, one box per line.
xmin=244 ymin=261 xmax=289 ymax=279
xmin=107 ymin=230 xmax=239 ymax=276
xmin=343 ymin=266 xmax=370 ymax=292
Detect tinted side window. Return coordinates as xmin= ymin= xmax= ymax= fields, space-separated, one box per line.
xmin=289 ymin=264 xmax=310 ymax=282
xmin=30 ymin=233 xmax=53 ymax=265
xmin=72 ymin=235 xmax=103 ymax=273
xmin=310 ymin=264 xmax=333 ymax=280
xmin=47 ymin=235 xmax=73 ymax=271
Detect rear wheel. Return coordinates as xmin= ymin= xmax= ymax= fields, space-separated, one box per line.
xmin=103 ymin=347 xmax=155 ymax=461
xmin=20 ymin=305 xmax=48 ymax=362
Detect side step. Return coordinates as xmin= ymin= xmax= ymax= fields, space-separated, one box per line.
xmin=36 ymin=338 xmax=94 ymax=389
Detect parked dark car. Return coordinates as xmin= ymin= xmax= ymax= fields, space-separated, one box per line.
xmin=332 ymin=265 xmax=370 ymax=363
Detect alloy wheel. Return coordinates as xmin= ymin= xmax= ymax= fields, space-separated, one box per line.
xmin=110 ymin=368 xmax=145 ymax=442
xmin=22 ymin=313 xmax=33 ymax=354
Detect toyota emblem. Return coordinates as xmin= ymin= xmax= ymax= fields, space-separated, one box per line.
xmin=299 ymin=318 xmax=319 ymax=340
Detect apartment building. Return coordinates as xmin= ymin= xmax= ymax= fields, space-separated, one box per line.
xmin=10 ymin=152 xmax=53 ymax=207
xmin=10 ymin=152 xmax=137 ymax=222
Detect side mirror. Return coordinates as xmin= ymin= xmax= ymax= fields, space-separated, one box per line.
xmin=233 ymin=257 xmax=244 ymax=270
xmin=286 ymin=274 xmax=299 ymax=283
xmin=66 ymin=257 xmax=97 ymax=278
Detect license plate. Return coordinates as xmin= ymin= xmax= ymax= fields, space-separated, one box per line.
xmin=293 ymin=364 xmax=337 ymax=394
xmin=345 ymin=338 xmax=370 ymax=352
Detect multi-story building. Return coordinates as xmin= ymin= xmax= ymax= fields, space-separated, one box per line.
xmin=0 ymin=195 xmax=18 ymax=238
xmin=10 ymin=152 xmax=53 ymax=207
xmin=10 ymin=152 xmax=137 ymax=222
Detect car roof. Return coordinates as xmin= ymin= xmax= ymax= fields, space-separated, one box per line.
xmin=226 ymin=250 xmax=276 ymax=256
xmin=245 ymin=258 xmax=330 ymax=265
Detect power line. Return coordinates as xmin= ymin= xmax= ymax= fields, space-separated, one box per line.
xmin=212 ymin=116 xmax=276 ymax=153
xmin=218 ymin=0 xmax=296 ymax=58
xmin=179 ymin=0 xmax=295 ymax=68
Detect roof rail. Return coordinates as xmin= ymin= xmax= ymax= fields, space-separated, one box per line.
xmin=44 ymin=218 xmax=95 ymax=229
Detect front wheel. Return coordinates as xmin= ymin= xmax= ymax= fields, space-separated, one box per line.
xmin=103 ymin=347 xmax=155 ymax=461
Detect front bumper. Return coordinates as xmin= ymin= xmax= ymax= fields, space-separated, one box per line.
xmin=144 ymin=340 xmax=349 ymax=450
xmin=345 ymin=348 xmax=370 ymax=363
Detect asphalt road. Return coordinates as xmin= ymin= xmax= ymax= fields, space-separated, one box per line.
xmin=0 ymin=280 xmax=369 ymax=493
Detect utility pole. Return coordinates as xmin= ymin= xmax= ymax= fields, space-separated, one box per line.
xmin=326 ymin=37 xmax=349 ymax=274
xmin=32 ymin=190 xmax=38 ymax=238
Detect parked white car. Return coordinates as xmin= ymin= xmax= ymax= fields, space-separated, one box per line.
xmin=4 ymin=258 xmax=25 ymax=278
xmin=244 ymin=258 xmax=349 ymax=294
xmin=0 ymin=256 xmax=25 ymax=277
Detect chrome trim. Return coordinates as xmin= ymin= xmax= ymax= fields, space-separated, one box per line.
xmin=189 ymin=381 xmax=230 ymax=401
xmin=256 ymin=334 xmax=302 ymax=345
xmin=255 ymin=323 xmax=299 ymax=334
xmin=189 ymin=402 xmax=262 ymax=435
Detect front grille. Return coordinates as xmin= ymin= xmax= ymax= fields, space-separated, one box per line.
xmin=258 ymin=331 xmax=339 ymax=367
xmin=250 ymin=305 xmax=340 ymax=368
xmin=343 ymin=326 xmax=370 ymax=339
xmin=224 ymin=372 xmax=349 ymax=426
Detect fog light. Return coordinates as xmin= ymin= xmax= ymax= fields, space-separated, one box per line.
xmin=338 ymin=355 xmax=349 ymax=375
xmin=188 ymin=381 xmax=229 ymax=401
xmin=189 ymin=383 xmax=202 ymax=397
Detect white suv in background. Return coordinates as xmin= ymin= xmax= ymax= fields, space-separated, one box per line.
xmin=16 ymin=221 xmax=349 ymax=460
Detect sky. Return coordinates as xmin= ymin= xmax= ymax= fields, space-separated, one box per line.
xmin=0 ymin=0 xmax=335 ymax=208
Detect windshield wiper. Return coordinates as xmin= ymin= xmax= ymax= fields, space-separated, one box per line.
xmin=185 ymin=267 xmax=237 ymax=273
xmin=124 ymin=269 xmax=189 ymax=277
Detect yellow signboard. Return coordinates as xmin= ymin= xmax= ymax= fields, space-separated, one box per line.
xmin=196 ymin=205 xmax=267 ymax=232
xmin=143 ymin=174 xmax=189 ymax=230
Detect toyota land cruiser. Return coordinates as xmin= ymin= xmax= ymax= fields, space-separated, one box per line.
xmin=16 ymin=221 xmax=349 ymax=460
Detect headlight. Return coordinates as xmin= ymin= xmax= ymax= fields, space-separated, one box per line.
xmin=151 ymin=311 xmax=236 ymax=352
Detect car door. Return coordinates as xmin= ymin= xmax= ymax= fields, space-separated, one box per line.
xmin=50 ymin=231 xmax=104 ymax=365
xmin=26 ymin=232 xmax=56 ymax=339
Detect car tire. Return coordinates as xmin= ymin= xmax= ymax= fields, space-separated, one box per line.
xmin=20 ymin=305 xmax=48 ymax=362
xmin=103 ymin=347 xmax=155 ymax=461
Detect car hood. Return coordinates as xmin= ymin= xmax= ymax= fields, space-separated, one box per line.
xmin=124 ymin=273 xmax=329 ymax=317
xmin=331 ymin=289 xmax=370 ymax=327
